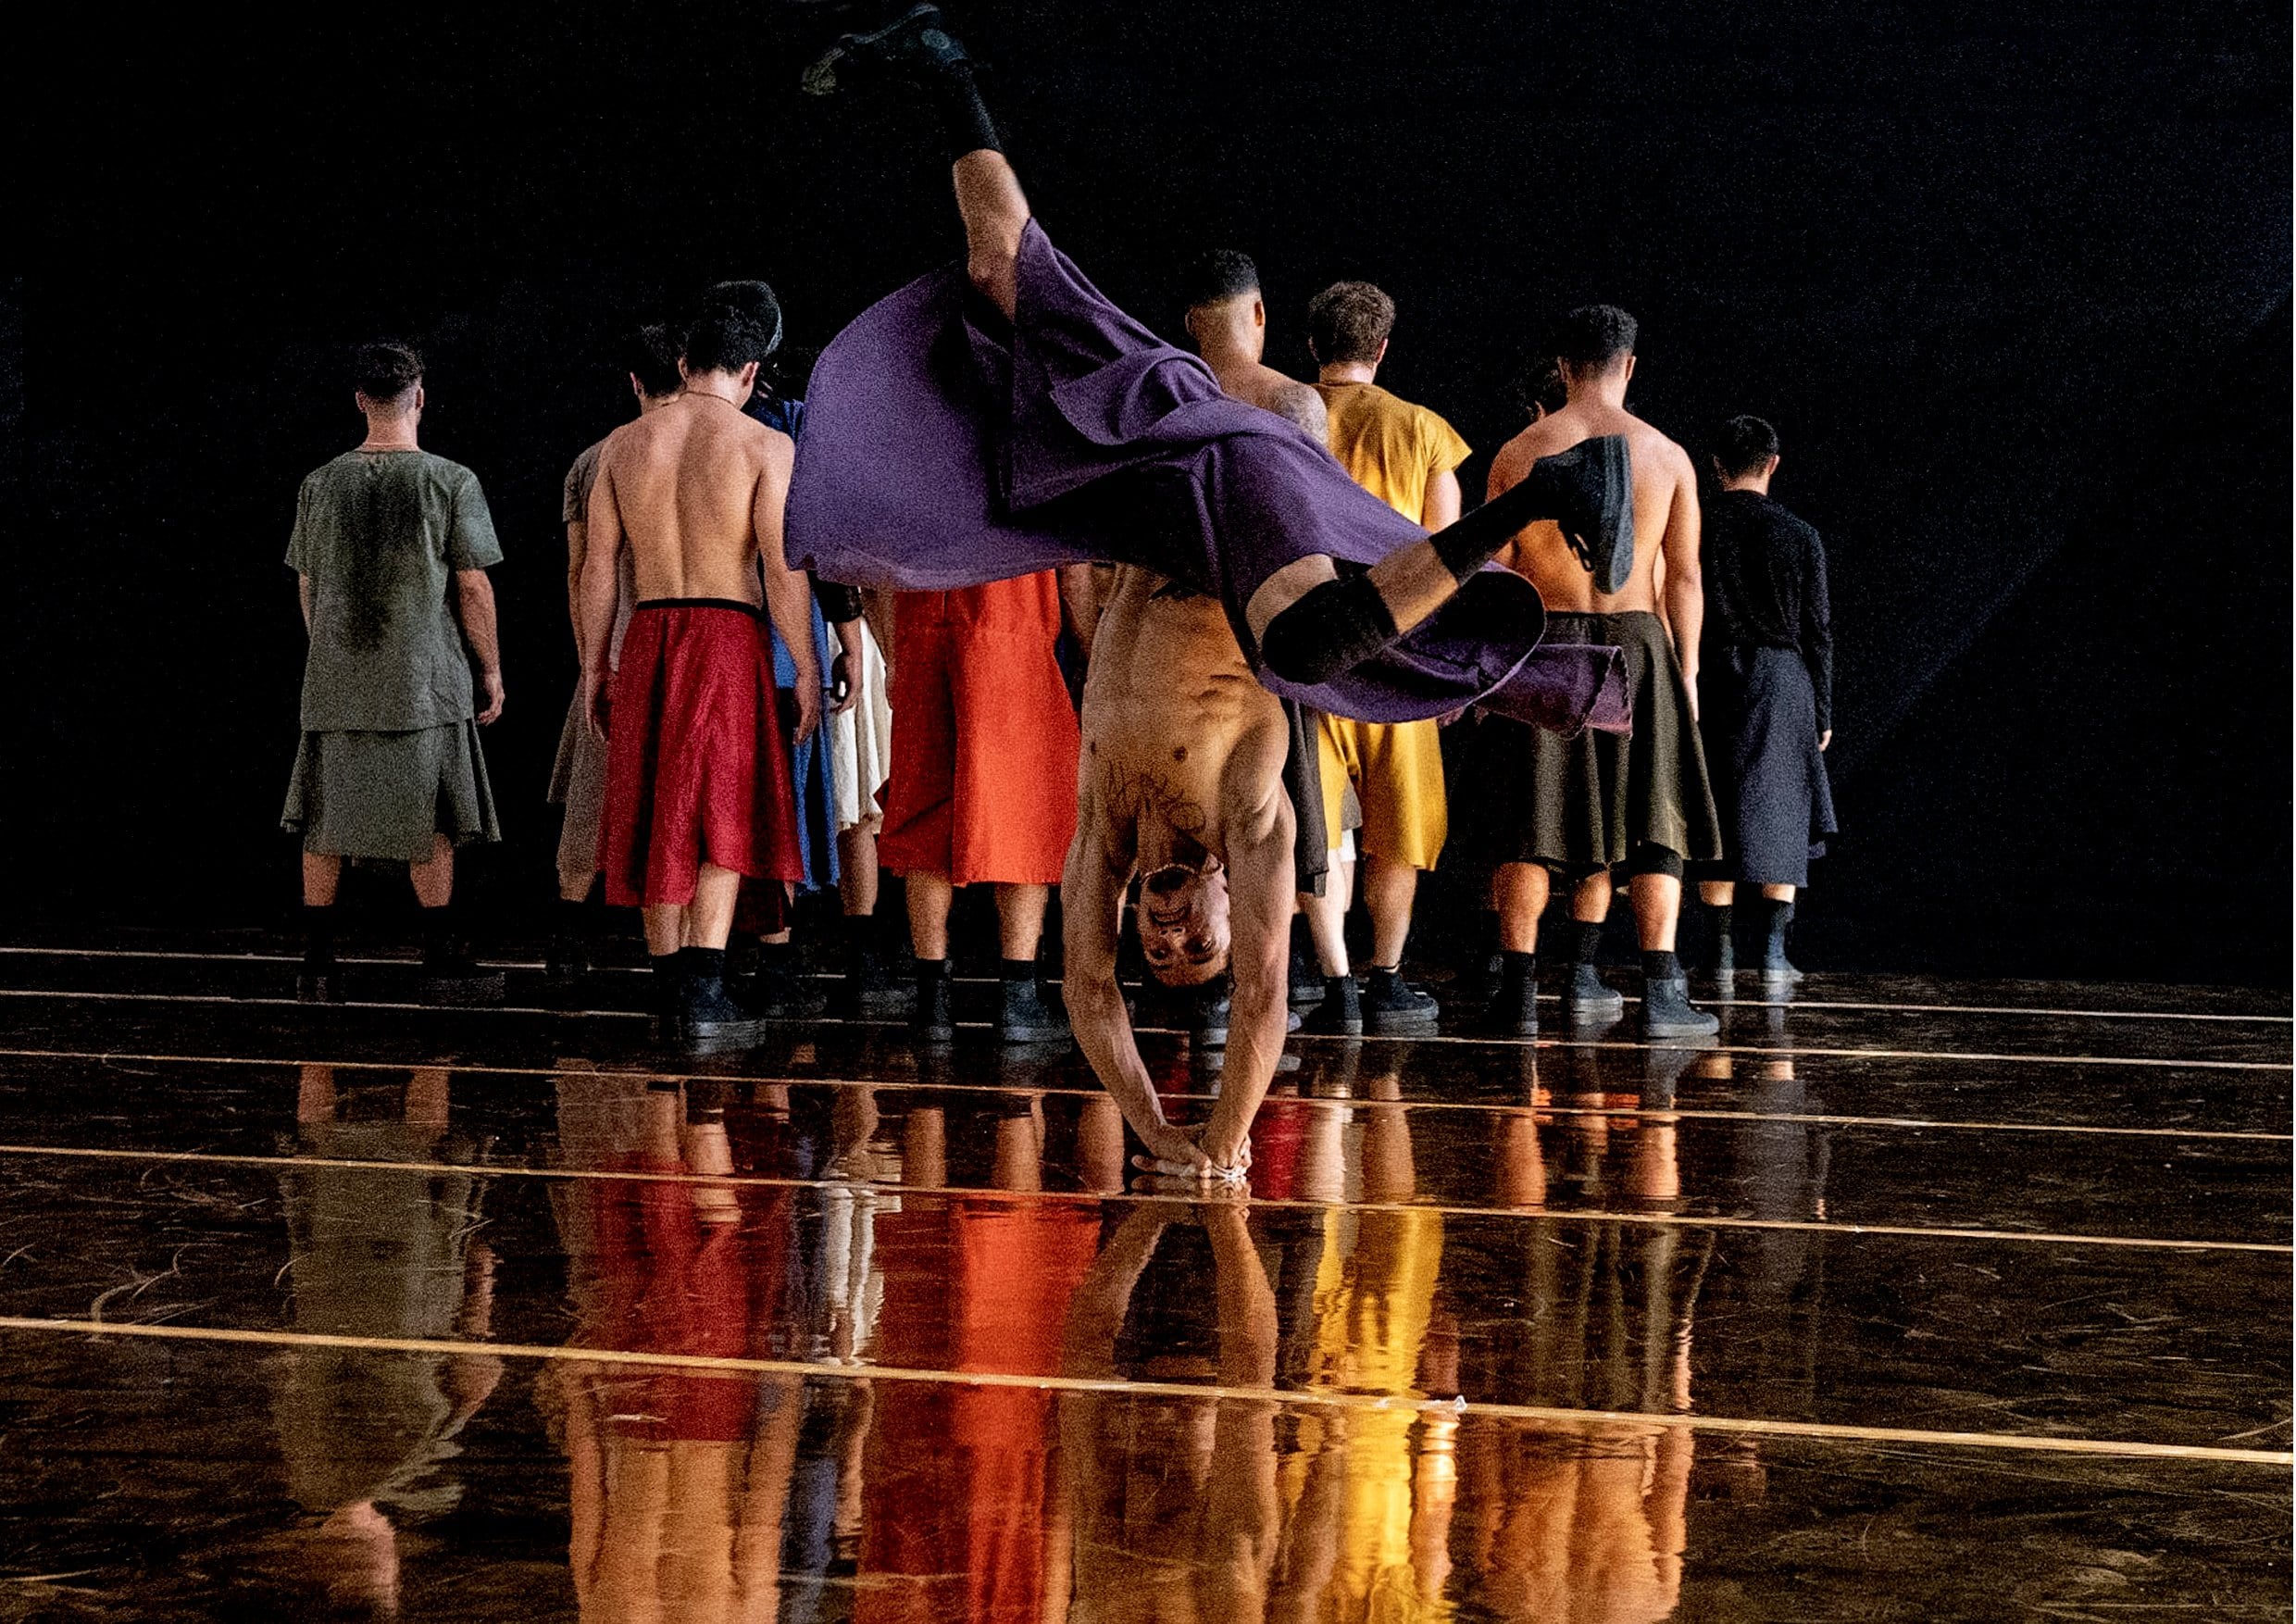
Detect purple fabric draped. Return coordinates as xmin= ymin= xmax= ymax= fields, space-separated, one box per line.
xmin=787 ymin=221 xmax=1627 ymax=734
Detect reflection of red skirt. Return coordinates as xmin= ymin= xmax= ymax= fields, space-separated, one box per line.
xmin=600 ymin=602 xmax=803 ymax=908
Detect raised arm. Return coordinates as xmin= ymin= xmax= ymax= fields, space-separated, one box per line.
xmin=1658 ymin=448 xmax=1705 ymax=713
xmin=754 ymin=437 xmax=821 ymax=743
xmin=1060 ymin=796 xmax=1208 ymax=1174
xmin=578 ymin=456 xmax=626 ymax=740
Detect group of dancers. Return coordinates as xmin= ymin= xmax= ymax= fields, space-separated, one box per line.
xmin=280 ymin=4 xmax=1835 ymax=1181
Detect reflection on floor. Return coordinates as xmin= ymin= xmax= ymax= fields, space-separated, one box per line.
xmin=0 ymin=943 xmax=2287 ymax=1621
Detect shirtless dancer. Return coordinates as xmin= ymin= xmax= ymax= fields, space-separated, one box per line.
xmin=1477 ymin=305 xmax=1725 ymax=1039
xmin=1067 ymin=568 xmax=1295 ymax=1178
xmin=583 ymin=282 xmax=822 ymax=1047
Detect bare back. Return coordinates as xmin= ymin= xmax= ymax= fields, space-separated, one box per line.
xmin=591 ymin=393 xmax=793 ymax=604
xmin=1488 ymin=400 xmax=1697 ymax=617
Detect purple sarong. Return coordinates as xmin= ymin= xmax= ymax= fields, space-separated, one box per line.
xmin=788 ymin=221 xmax=1627 ymax=734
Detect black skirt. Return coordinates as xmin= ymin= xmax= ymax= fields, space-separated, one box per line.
xmin=1697 ymin=645 xmax=1837 ymax=887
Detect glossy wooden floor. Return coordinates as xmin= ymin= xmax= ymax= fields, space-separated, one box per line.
xmin=0 ymin=939 xmax=2287 ymax=1622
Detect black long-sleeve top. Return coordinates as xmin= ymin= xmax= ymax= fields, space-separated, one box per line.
xmin=1700 ymin=489 xmax=1834 ymax=733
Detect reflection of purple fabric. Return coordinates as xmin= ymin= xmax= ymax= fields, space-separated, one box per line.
xmin=789 ymin=222 xmax=1627 ymax=733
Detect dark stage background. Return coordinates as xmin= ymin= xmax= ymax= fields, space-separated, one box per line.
xmin=9 ymin=1 xmax=2290 ymax=983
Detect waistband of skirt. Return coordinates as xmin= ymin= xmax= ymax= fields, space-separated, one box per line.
xmin=631 ymin=597 xmax=762 ymax=618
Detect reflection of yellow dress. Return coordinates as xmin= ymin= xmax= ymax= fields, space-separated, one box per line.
xmin=1292 ymin=1206 xmax=1455 ymax=1624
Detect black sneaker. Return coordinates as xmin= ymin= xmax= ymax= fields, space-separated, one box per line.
xmin=1362 ymin=968 xmax=1440 ymax=1033
xmin=1521 ymin=435 xmax=1635 ymax=593
xmin=912 ymin=972 xmax=955 ymax=1043
xmin=1559 ymin=962 xmax=1625 ymax=1023
xmin=1300 ymin=974 xmax=1364 ymax=1037
xmin=745 ymin=959 xmax=830 ymax=1020
xmin=680 ymin=975 xmax=770 ymax=1049
xmin=1289 ymin=938 xmax=1326 ymax=1008
xmin=418 ymin=948 xmax=506 ymax=1008
xmin=996 ymin=978 xmax=1069 ymax=1043
xmin=1477 ymin=956 xmax=1538 ymax=1038
xmin=1640 ymin=976 xmax=1720 ymax=1039
xmin=833 ymin=937 xmax=913 ymax=1019
xmin=802 ymin=2 xmax=970 ymax=96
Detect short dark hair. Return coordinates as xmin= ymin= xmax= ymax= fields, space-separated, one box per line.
xmin=352 ymin=342 xmax=422 ymax=402
xmin=1713 ymin=414 xmax=1780 ymax=479
xmin=1555 ymin=305 xmax=1638 ymax=374
xmin=1306 ymin=281 xmax=1395 ymax=365
xmin=1516 ymin=356 xmax=1566 ymax=421
xmin=1180 ymin=249 xmax=1261 ymax=310
xmin=623 ymin=323 xmax=685 ymax=398
xmin=685 ymin=280 xmax=783 ymax=375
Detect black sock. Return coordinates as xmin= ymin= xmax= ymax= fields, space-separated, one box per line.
xmin=1496 ymin=949 xmax=1536 ymax=1003
xmin=1755 ymin=899 xmax=1793 ymax=953
xmin=1000 ymin=957 xmax=1038 ymax=990
xmin=930 ymin=62 xmax=1001 ymax=161
xmin=1367 ymin=965 xmax=1402 ymax=992
xmin=556 ymin=896 xmax=590 ymax=936
xmin=1641 ymin=949 xmax=1683 ymax=983
xmin=420 ymin=906 xmax=455 ymax=968
xmin=1260 ymin=573 xmax=1398 ymax=685
xmin=915 ymin=956 xmax=951 ymax=986
xmin=301 ymin=905 xmax=335 ymax=970
xmin=1569 ymin=920 xmax=1604 ymax=966
xmin=1709 ymin=903 xmax=1734 ymax=942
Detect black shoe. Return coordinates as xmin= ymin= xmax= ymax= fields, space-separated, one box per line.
xmin=996 ymin=978 xmax=1069 ymax=1043
xmin=1192 ymin=989 xmax=1231 ymax=1047
xmin=1641 ymin=976 xmax=1720 ymax=1039
xmin=833 ymin=936 xmax=912 ymax=1019
xmin=802 ymin=2 xmax=969 ymax=95
xmin=680 ymin=975 xmax=770 ymax=1048
xmin=745 ymin=960 xmax=830 ymax=1020
xmin=1560 ymin=962 xmax=1625 ymax=1023
xmin=1300 ymin=974 xmax=1364 ymax=1037
xmin=418 ymin=947 xmax=505 ymax=1008
xmin=1758 ymin=956 xmax=1805 ymax=987
xmin=1522 ymin=435 xmax=1635 ymax=593
xmin=1362 ymin=968 xmax=1440 ymax=1033
xmin=1289 ymin=938 xmax=1325 ymax=1008
xmin=912 ymin=972 xmax=955 ymax=1043
xmin=1477 ymin=953 xmax=1538 ymax=1037
xmin=295 ymin=969 xmax=343 ymax=1005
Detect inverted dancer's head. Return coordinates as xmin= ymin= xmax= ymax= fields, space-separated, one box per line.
xmin=352 ymin=341 xmax=423 ymax=424
xmin=1137 ymin=859 xmax=1231 ymax=988
xmin=681 ymin=281 xmax=784 ymax=405
xmin=1555 ymin=304 xmax=1638 ymax=397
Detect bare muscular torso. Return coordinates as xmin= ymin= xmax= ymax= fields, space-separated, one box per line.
xmin=1488 ymin=399 xmax=1698 ymax=618
xmin=592 ymin=391 xmax=792 ymax=603
xmin=1081 ymin=567 xmax=1289 ymax=872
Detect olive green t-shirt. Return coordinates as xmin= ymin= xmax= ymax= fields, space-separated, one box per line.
xmin=287 ymin=449 xmax=504 ymax=732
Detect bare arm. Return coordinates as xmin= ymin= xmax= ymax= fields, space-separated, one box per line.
xmin=754 ymin=443 xmax=821 ymax=743
xmin=578 ymin=457 xmax=625 ymax=739
xmin=828 ymin=614 xmax=866 ymax=718
xmin=1060 ymin=797 xmax=1206 ymax=1172
xmin=297 ymin=574 xmax=312 ymax=631
xmin=454 ymin=569 xmax=505 ymax=724
xmin=1420 ymin=467 xmax=1462 ymax=532
xmin=955 ymin=151 xmax=1030 ymax=321
xmin=1659 ymin=453 xmax=1705 ymax=711
xmin=1203 ymin=778 xmax=1295 ymax=1169
xmin=564 ymin=519 xmax=587 ymax=643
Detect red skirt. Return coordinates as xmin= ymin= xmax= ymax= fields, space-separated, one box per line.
xmin=600 ymin=602 xmax=804 ymax=908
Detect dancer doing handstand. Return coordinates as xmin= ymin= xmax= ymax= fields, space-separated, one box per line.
xmin=790 ymin=6 xmax=1635 ymax=1175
